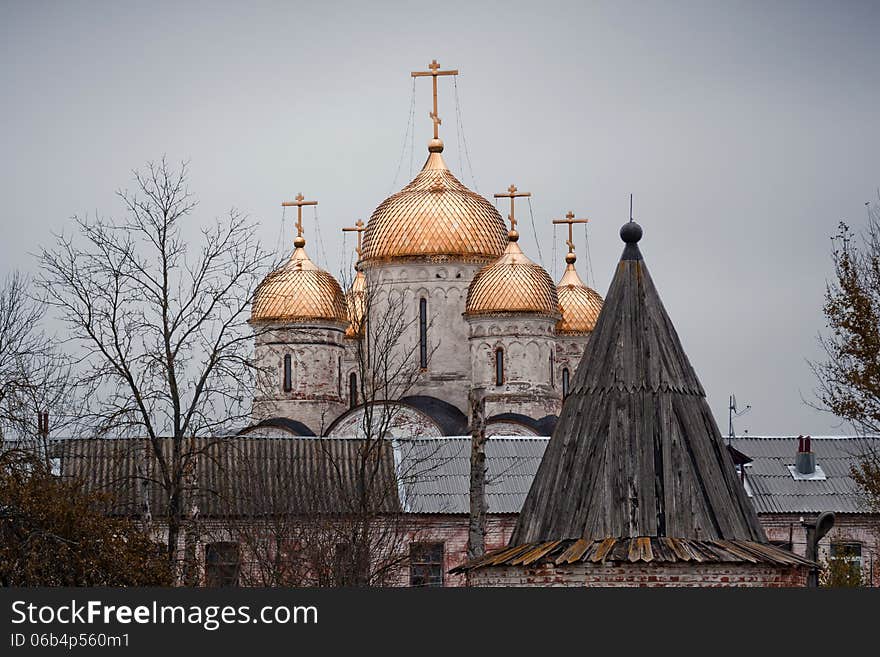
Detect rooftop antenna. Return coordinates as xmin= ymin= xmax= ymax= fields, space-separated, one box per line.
xmin=728 ymin=394 xmax=752 ymax=445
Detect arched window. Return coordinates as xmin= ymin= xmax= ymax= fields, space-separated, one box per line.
xmin=562 ymin=367 xmax=570 ymax=399
xmin=550 ymin=352 xmax=555 ymax=387
xmin=283 ymin=354 xmax=292 ymax=392
xmin=495 ymin=348 xmax=504 ymax=386
xmin=349 ymin=372 xmax=358 ymax=409
xmin=419 ymin=298 xmax=428 ymax=369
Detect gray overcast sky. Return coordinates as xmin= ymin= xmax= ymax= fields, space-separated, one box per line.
xmin=2 ymin=0 xmax=878 ymax=435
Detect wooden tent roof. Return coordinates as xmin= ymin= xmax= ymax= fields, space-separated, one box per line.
xmin=510 ymin=222 xmax=767 ymax=545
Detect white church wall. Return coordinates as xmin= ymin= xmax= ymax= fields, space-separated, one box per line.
xmin=467 ymin=315 xmax=561 ymax=420
xmin=555 ymin=336 xmax=590 ymax=396
xmin=251 ymin=320 xmax=348 ymax=434
xmin=326 ymin=402 xmax=444 ymax=439
xmin=364 ymin=260 xmax=485 ymax=413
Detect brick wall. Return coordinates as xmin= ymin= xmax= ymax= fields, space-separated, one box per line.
xmin=466 ymin=562 xmax=809 ymax=587
xmin=761 ymin=513 xmax=879 ymax=587
xmin=398 ymin=515 xmax=519 ymax=587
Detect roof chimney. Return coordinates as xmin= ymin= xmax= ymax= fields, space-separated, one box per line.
xmin=795 ymin=434 xmax=815 ymax=475
xmin=36 ymin=411 xmax=49 ymax=440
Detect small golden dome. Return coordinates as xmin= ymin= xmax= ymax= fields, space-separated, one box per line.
xmin=465 ymin=233 xmax=559 ymax=317
xmin=344 ymin=269 xmax=367 ymax=338
xmin=251 ymin=242 xmax=347 ymax=324
xmin=361 ymin=144 xmax=507 ymax=263
xmin=556 ymin=255 xmax=603 ymax=334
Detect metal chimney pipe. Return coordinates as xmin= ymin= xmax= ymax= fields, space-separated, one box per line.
xmin=796 ymin=435 xmax=816 ymax=475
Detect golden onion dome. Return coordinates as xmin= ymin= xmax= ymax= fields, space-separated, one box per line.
xmin=556 ymin=253 xmax=604 ymax=334
xmin=344 ymin=268 xmax=367 ymax=338
xmin=465 ymin=231 xmax=559 ymax=317
xmin=361 ymin=140 xmax=507 ymax=263
xmin=251 ymin=238 xmax=347 ymax=324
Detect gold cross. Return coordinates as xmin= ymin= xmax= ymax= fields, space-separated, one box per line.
xmin=552 ymin=211 xmax=589 ymax=253
xmin=411 ymin=59 xmax=459 ymax=140
xmin=281 ymin=192 xmax=318 ymax=239
xmin=342 ymin=219 xmax=366 ymax=257
xmin=494 ymin=184 xmax=531 ymax=233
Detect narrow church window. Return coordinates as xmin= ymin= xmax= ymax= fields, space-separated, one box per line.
xmin=550 ymin=352 xmax=555 ymax=387
xmin=562 ymin=367 xmax=570 ymax=399
xmin=205 ymin=542 xmax=240 ymax=587
xmin=410 ymin=542 xmax=444 ymax=587
xmin=283 ymin=354 xmax=292 ymax=392
xmin=337 ymin=356 xmax=342 ymax=397
xmin=419 ymin=298 xmax=428 ymax=369
xmin=495 ymin=348 xmax=504 ymax=386
xmin=349 ymin=372 xmax=358 ymax=409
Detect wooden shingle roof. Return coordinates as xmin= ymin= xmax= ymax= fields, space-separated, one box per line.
xmin=510 ymin=222 xmax=768 ymax=545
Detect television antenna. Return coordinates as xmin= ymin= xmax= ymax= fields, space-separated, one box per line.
xmin=728 ymin=394 xmax=751 ymax=444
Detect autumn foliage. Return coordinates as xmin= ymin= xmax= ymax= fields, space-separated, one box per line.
xmin=815 ymin=197 xmax=880 ymax=516
xmin=0 ymin=449 xmax=171 ymax=586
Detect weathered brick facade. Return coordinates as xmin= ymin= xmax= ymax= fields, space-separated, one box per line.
xmin=761 ymin=513 xmax=879 ymax=587
xmin=465 ymin=562 xmax=809 ymax=587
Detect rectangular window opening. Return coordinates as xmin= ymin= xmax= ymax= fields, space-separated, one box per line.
xmin=205 ymin=542 xmax=240 ymax=587
xmin=410 ymin=542 xmax=444 ymax=587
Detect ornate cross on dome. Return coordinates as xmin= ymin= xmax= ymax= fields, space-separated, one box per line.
xmin=411 ymin=59 xmax=458 ymax=141
xmin=342 ymin=219 xmax=366 ymax=257
xmin=494 ymin=184 xmax=531 ymax=233
xmin=553 ymin=211 xmax=589 ymax=253
xmin=281 ymin=192 xmax=318 ymax=240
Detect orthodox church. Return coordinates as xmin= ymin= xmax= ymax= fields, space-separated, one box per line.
xmin=245 ymin=61 xmax=603 ymax=439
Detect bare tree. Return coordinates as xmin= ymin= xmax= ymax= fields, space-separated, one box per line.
xmin=203 ymin=436 xmax=410 ymax=587
xmin=332 ymin=265 xmax=443 ymax=585
xmin=37 ymin=158 xmax=273 ymax=576
xmin=468 ymin=387 xmax=487 ymax=560
xmin=0 ymin=273 xmax=74 ymax=459
xmin=209 ymin=263 xmax=443 ymax=587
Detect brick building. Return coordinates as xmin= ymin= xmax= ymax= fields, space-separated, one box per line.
xmin=23 ymin=61 xmax=877 ymax=588
xmin=42 ymin=432 xmax=879 ymax=587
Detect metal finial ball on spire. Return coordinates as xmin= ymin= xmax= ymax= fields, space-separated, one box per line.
xmin=620 ymin=221 xmax=643 ymax=244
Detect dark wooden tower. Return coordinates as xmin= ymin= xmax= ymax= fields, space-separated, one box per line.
xmin=510 ymin=220 xmax=767 ymax=545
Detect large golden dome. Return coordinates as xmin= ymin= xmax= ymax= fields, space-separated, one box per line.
xmin=251 ymin=239 xmax=347 ymax=324
xmin=465 ymin=232 xmax=559 ymax=317
xmin=361 ymin=142 xmax=507 ymax=263
xmin=556 ymin=254 xmax=603 ymax=334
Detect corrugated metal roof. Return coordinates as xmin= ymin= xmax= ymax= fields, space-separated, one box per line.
xmin=397 ymin=437 xmax=546 ymax=514
xmin=401 ymin=436 xmax=878 ymax=516
xmin=47 ymin=436 xmax=401 ymax=516
xmin=729 ymin=436 xmax=874 ymax=514
xmin=17 ymin=434 xmax=876 ymax=518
